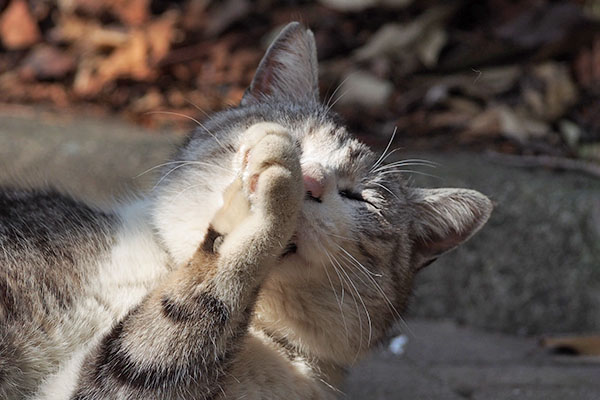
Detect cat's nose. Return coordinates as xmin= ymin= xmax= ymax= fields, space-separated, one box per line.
xmin=302 ymin=163 xmax=327 ymax=202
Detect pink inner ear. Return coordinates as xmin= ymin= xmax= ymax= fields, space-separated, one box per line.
xmin=415 ymin=229 xmax=471 ymax=269
xmin=410 ymin=188 xmax=493 ymax=271
xmin=253 ymin=58 xmax=279 ymax=98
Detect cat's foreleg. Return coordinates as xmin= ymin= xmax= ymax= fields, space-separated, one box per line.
xmin=70 ymin=123 xmax=302 ymax=399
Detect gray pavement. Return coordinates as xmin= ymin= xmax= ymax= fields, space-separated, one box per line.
xmin=1 ymin=108 xmax=599 ymax=399
xmin=345 ymin=319 xmax=600 ymax=399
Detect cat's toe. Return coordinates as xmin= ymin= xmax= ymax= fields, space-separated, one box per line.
xmin=239 ymin=123 xmax=302 ymax=216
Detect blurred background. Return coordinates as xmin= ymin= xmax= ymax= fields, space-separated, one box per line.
xmin=1 ymin=0 xmax=600 ymax=397
xmin=3 ymin=0 xmax=600 ymax=150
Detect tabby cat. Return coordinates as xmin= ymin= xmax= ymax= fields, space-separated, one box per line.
xmin=0 ymin=22 xmax=492 ymax=399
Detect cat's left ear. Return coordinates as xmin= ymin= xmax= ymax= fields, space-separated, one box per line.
xmin=241 ymin=22 xmax=319 ymax=106
xmin=410 ymin=188 xmax=493 ymax=271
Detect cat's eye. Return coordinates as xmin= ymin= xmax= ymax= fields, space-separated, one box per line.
xmin=339 ymin=189 xmax=366 ymax=202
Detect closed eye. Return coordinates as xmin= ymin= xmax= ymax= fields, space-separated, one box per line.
xmin=339 ymin=189 xmax=366 ymax=202
xmin=339 ymin=189 xmax=378 ymax=209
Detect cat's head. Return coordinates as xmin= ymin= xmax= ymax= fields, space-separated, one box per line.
xmin=153 ymin=22 xmax=492 ymax=363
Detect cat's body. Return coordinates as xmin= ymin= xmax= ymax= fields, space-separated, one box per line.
xmin=0 ymin=23 xmax=492 ymax=399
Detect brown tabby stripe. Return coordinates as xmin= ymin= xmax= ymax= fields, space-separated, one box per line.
xmin=261 ymin=328 xmax=303 ymax=361
xmin=161 ymin=293 xmax=229 ymax=325
xmin=357 ymin=242 xmax=380 ymax=270
xmin=0 ymin=279 xmax=16 ymax=320
xmin=201 ymin=225 xmax=222 ymax=254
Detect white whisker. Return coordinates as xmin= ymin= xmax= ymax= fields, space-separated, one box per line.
xmin=327 ymin=88 xmax=351 ymax=113
xmin=371 ymin=127 xmax=397 ymax=172
xmin=374 ymin=158 xmax=438 ymax=170
xmin=377 ymin=169 xmax=441 ymax=180
xmin=171 ymin=182 xmax=206 ymax=200
xmin=326 ymin=74 xmax=354 ymax=110
xmin=183 ymin=97 xmax=211 ymax=119
xmin=371 ymin=182 xmax=400 ymax=201
xmin=329 ymin=251 xmax=373 ymax=348
xmin=145 ymin=110 xmax=228 ymax=151
xmin=324 ymin=248 xmax=365 ymax=357
xmin=317 ymin=244 xmax=349 ymax=345
xmin=136 ymin=160 xmax=232 ymax=180
xmin=336 ymin=245 xmax=415 ymax=337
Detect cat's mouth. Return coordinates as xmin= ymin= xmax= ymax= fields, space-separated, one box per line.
xmin=281 ymin=242 xmax=298 ymax=257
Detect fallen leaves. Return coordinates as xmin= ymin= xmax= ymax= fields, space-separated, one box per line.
xmin=0 ymin=0 xmax=40 ymax=49
xmin=353 ymin=5 xmax=455 ymax=71
xmin=542 ymin=335 xmax=600 ymax=357
xmin=19 ymin=45 xmax=75 ymax=81
xmin=73 ymin=11 xmax=179 ymax=96
xmin=0 ymin=0 xmax=599 ymax=160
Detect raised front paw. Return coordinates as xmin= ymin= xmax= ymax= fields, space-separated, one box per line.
xmin=237 ymin=122 xmax=303 ymax=221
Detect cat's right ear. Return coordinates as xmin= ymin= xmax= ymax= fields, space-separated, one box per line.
xmin=241 ymin=22 xmax=319 ymax=106
xmin=410 ymin=188 xmax=493 ymax=271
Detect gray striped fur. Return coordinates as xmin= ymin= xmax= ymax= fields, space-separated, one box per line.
xmin=0 ymin=22 xmax=492 ymax=399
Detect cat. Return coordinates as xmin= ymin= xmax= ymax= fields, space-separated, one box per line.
xmin=0 ymin=22 xmax=492 ymax=399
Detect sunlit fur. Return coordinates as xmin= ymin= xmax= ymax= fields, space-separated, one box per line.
xmin=0 ymin=22 xmax=491 ymax=399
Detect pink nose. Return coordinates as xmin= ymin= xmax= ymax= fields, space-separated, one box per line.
xmin=303 ymin=174 xmax=325 ymax=200
xmin=302 ymin=163 xmax=327 ymax=201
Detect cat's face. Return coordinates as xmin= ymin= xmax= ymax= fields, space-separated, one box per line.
xmin=153 ymin=22 xmax=492 ymax=359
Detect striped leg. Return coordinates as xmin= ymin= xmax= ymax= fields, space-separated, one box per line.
xmin=70 ymin=123 xmax=302 ymax=399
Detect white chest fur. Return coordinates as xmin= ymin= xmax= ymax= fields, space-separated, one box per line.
xmin=35 ymin=200 xmax=172 ymax=400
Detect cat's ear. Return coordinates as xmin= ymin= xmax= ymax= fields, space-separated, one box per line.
xmin=241 ymin=22 xmax=319 ymax=106
xmin=410 ymin=188 xmax=493 ymax=271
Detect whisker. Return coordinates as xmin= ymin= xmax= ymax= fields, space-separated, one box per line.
xmin=171 ymin=182 xmax=206 ymax=200
xmin=152 ymin=162 xmax=201 ymax=190
xmin=326 ymin=74 xmax=354 ymax=110
xmin=324 ymin=248 xmax=365 ymax=356
xmin=371 ymin=182 xmax=400 ymax=201
xmin=373 ymin=147 xmax=403 ymax=167
xmin=183 ymin=97 xmax=211 ymax=119
xmin=336 ymin=246 xmax=381 ymax=277
xmin=371 ymin=127 xmax=397 ymax=172
xmin=325 ymin=232 xmax=360 ymax=243
xmin=330 ymin=251 xmax=373 ymax=348
xmin=377 ymin=169 xmax=441 ymax=180
xmin=373 ymin=159 xmax=438 ymax=173
xmin=145 ymin=110 xmax=228 ymax=151
xmin=317 ymin=244 xmax=350 ymax=345
xmin=327 ymin=88 xmax=351 ymax=113
xmin=135 ymin=160 xmax=232 ymax=179
xmin=375 ymin=158 xmax=438 ymax=168
xmin=336 ymin=245 xmax=415 ymax=337
xmin=373 ymin=164 xmax=438 ymax=176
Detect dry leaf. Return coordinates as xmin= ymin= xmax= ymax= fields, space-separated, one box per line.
xmin=318 ymin=0 xmax=413 ymax=12
xmin=109 ymin=0 xmax=150 ymax=27
xmin=526 ymin=63 xmax=578 ymax=121
xmin=51 ymin=15 xmax=129 ymax=49
xmin=465 ymin=105 xmax=549 ymax=141
xmin=336 ymin=70 xmax=393 ymax=108
xmin=496 ymin=3 xmax=584 ymax=48
xmin=416 ymin=27 xmax=447 ymax=68
xmin=0 ymin=0 xmax=41 ymax=49
xmin=205 ymin=0 xmax=250 ymax=37
xmin=574 ymin=35 xmax=600 ymax=89
xmin=20 ymin=45 xmax=75 ymax=80
xmin=131 ymin=88 xmax=164 ymax=112
xmin=58 ymin=0 xmax=150 ymax=26
xmin=73 ymin=12 xmax=178 ymax=96
xmin=353 ymin=6 xmax=453 ymax=71
xmin=542 ymin=335 xmax=600 ymax=356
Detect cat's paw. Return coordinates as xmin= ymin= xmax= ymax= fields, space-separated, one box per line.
xmin=237 ymin=122 xmax=303 ymax=223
